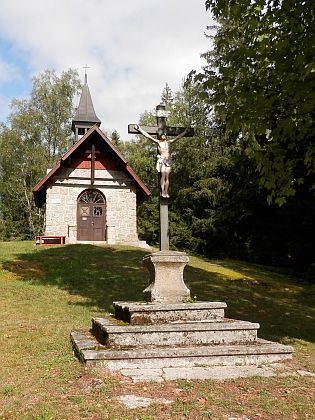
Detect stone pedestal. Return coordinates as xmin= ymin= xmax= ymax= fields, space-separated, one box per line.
xmin=71 ymin=253 xmax=294 ymax=382
xmin=142 ymin=251 xmax=190 ymax=304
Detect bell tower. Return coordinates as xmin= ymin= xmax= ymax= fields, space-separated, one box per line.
xmin=71 ymin=72 xmax=101 ymax=143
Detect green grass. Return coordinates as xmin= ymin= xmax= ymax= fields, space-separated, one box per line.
xmin=0 ymin=241 xmax=314 ymax=419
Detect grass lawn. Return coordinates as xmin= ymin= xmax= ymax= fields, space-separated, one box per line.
xmin=0 ymin=241 xmax=314 ymax=419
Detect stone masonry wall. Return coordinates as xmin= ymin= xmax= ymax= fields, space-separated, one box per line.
xmin=45 ymin=167 xmax=139 ymax=244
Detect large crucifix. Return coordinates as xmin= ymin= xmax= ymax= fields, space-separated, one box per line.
xmin=129 ymin=103 xmax=194 ymax=252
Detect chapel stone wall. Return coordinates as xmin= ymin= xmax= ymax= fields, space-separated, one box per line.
xmin=45 ymin=166 xmax=139 ymax=244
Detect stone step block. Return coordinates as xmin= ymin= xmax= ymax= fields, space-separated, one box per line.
xmin=113 ymin=301 xmax=227 ymax=325
xmin=119 ymin=365 xmax=282 ymax=382
xmin=91 ymin=317 xmax=259 ymax=347
xmin=71 ymin=330 xmax=293 ymax=370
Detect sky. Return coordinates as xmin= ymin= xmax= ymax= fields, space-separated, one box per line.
xmin=0 ymin=0 xmax=212 ymax=139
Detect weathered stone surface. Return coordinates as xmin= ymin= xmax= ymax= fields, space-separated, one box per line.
xmin=71 ymin=330 xmax=293 ymax=373
xmin=162 ymin=365 xmax=277 ymax=381
xmin=91 ymin=317 xmax=259 ymax=347
xmin=70 ymin=330 xmax=98 ymax=350
xmin=143 ymin=251 xmax=190 ymax=303
xmin=113 ymin=363 xmax=309 ymax=382
xmin=82 ymin=348 xmax=293 ymax=371
xmin=116 ymin=394 xmax=172 ymax=408
xmin=119 ymin=370 xmax=164 ymax=383
xmin=113 ymin=301 xmax=226 ymax=324
xmin=71 ymin=297 xmax=295 ymax=382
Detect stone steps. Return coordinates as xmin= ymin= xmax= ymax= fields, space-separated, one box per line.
xmin=71 ymin=299 xmax=294 ymax=381
xmin=91 ymin=317 xmax=259 ymax=347
xmin=71 ymin=330 xmax=293 ymax=370
xmin=113 ymin=301 xmax=227 ymax=324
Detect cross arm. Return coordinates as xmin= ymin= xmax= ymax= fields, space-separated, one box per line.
xmin=128 ymin=124 xmax=158 ymax=135
xmin=166 ymin=127 xmax=194 ymax=137
xmin=128 ymin=124 xmax=194 ymax=138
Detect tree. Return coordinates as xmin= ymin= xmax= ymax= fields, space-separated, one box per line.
xmin=200 ymin=0 xmax=315 ymax=205
xmin=161 ymin=82 xmax=174 ymax=107
xmin=120 ymin=72 xmax=314 ymax=270
xmin=110 ymin=130 xmax=122 ymax=148
xmin=0 ymin=124 xmax=45 ymax=239
xmin=0 ymin=69 xmax=81 ymax=239
xmin=30 ymin=69 xmax=81 ymax=165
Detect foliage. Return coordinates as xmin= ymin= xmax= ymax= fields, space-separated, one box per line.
xmin=11 ymin=69 xmax=81 ymax=166
xmin=200 ymin=0 xmax=315 ymax=205
xmin=0 ymin=69 xmax=81 ymax=240
xmin=110 ymin=129 xmax=122 ymax=148
xmin=0 ymin=123 xmax=45 ymax=239
xmin=130 ymin=75 xmax=314 ymax=270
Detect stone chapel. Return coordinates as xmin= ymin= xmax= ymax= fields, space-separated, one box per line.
xmin=33 ymin=76 xmax=151 ymax=246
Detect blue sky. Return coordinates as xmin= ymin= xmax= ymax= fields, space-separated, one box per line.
xmin=0 ymin=0 xmax=212 ymax=137
xmin=0 ymin=38 xmax=31 ymax=98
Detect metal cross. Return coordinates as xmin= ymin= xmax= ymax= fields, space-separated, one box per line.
xmin=83 ymin=64 xmax=90 ymax=83
xmin=128 ymin=103 xmax=194 ymax=251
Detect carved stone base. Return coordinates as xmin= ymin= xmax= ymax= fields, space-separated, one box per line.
xmin=142 ymin=251 xmax=190 ymax=304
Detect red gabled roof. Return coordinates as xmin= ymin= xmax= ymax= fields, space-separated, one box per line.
xmin=33 ymin=125 xmax=151 ymax=207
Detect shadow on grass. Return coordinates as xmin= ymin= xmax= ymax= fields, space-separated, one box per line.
xmin=3 ymin=244 xmax=149 ymax=312
xmin=3 ymin=244 xmax=314 ymax=343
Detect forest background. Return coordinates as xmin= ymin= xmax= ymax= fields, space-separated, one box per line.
xmin=0 ymin=0 xmax=314 ymax=276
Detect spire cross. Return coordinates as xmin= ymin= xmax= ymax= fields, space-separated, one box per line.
xmin=83 ymin=64 xmax=90 ymax=83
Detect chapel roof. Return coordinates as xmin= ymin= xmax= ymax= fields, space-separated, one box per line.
xmin=33 ymin=125 xmax=151 ymax=207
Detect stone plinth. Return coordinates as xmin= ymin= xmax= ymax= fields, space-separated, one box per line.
xmin=91 ymin=317 xmax=259 ymax=347
xmin=71 ymin=331 xmax=293 ymax=371
xmin=113 ymin=301 xmax=227 ymax=324
xmin=71 ymin=298 xmax=294 ymax=381
xmin=142 ymin=251 xmax=190 ymax=303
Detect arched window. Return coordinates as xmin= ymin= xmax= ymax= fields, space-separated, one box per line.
xmin=78 ymin=190 xmax=105 ymax=204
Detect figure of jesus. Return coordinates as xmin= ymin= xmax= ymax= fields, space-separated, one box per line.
xmin=134 ymin=125 xmax=187 ymax=198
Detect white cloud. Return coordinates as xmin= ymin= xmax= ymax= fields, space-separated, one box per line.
xmin=0 ymin=59 xmax=20 ymax=83
xmin=0 ymin=0 xmax=213 ymax=136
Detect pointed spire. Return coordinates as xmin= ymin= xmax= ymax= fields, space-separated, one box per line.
xmin=73 ymin=75 xmax=101 ymax=125
xmin=71 ymin=71 xmax=101 ymax=142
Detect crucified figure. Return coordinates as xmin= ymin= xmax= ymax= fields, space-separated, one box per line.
xmin=134 ymin=124 xmax=187 ymax=198
xmin=135 ymin=125 xmax=187 ymax=198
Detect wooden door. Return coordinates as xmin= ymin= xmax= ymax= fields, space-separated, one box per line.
xmin=77 ymin=190 xmax=106 ymax=241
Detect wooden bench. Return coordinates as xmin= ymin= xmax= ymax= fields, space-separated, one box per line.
xmin=35 ymin=236 xmax=66 ymax=246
